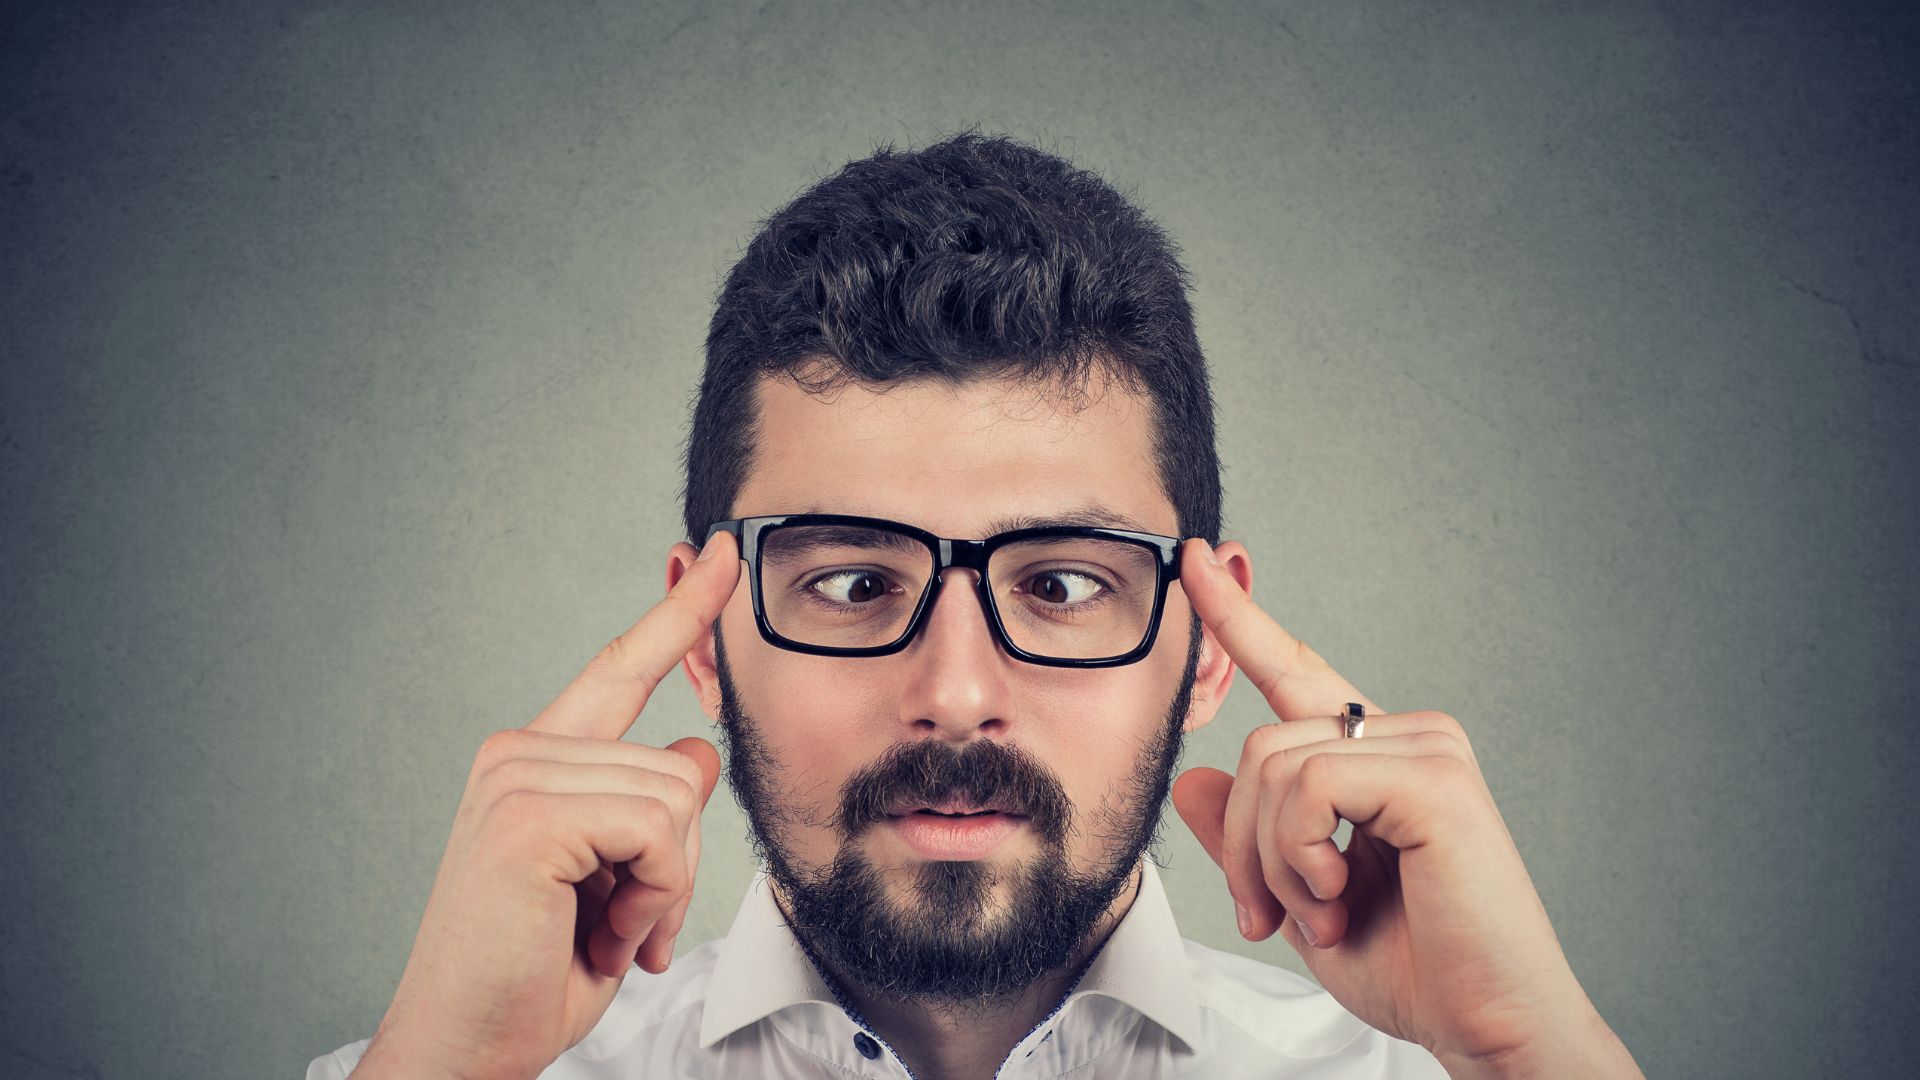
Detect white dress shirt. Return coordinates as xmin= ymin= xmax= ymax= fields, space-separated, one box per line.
xmin=308 ymin=859 xmax=1449 ymax=1078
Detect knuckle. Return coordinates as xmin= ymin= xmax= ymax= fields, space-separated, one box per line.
xmin=659 ymin=865 xmax=691 ymax=902
xmin=652 ymin=901 xmax=691 ymax=941
xmin=484 ymin=788 xmax=548 ymax=841
xmin=630 ymin=814 xmax=691 ymax=890
xmin=655 ymin=773 xmax=699 ymax=827
xmin=1215 ymin=845 xmax=1239 ymax=882
xmin=1240 ymin=721 xmax=1287 ymax=766
xmin=1243 ymin=632 xmax=1336 ymax=714
xmin=588 ymin=635 xmax=666 ymax=698
xmin=1245 ymin=659 xmax=1285 ymax=705
xmin=1428 ymin=711 xmax=1480 ymax=764
xmin=1423 ymin=710 xmax=1467 ymax=741
xmin=665 ymin=847 xmax=694 ymax=894
xmin=476 ymin=728 xmax=529 ymax=769
xmin=1209 ymin=597 xmax=1252 ymax=641
xmin=1407 ymin=729 xmax=1463 ymax=758
xmin=1219 ymin=842 xmax=1259 ymax=892
xmin=470 ymin=755 xmax=526 ymax=801
xmin=590 ymin=632 xmax=632 ymax=671
xmin=1295 ymin=751 xmax=1338 ymax=794
xmin=1257 ymin=745 xmax=1299 ymax=788
xmin=1292 ymin=636 xmax=1334 ymax=675
xmin=658 ymin=748 xmax=705 ymax=794
xmin=1260 ymin=858 xmax=1302 ymax=906
xmin=636 ymin=794 xmax=678 ymax=838
xmin=1428 ymin=756 xmax=1482 ymax=801
xmin=494 ymin=753 xmax=547 ymax=787
xmin=1280 ymin=808 xmax=1324 ymax=849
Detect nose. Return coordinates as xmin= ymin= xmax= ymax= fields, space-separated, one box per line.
xmin=893 ymin=568 xmax=1016 ymax=740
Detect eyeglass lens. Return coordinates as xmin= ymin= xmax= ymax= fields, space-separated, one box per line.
xmin=757 ymin=523 xmax=1159 ymax=660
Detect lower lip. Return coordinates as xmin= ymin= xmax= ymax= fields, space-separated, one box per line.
xmin=885 ymin=812 xmax=1026 ymax=860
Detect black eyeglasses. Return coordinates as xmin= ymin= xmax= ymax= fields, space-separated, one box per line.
xmin=703 ymin=514 xmax=1185 ymax=668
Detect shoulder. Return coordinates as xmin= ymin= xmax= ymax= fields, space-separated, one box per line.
xmin=1180 ymin=937 xmax=1449 ymax=1072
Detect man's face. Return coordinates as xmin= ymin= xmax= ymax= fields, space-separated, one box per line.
xmin=681 ymin=368 xmax=1221 ymax=1005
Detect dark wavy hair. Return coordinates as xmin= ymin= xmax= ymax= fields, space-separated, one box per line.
xmin=680 ymin=129 xmax=1223 ymax=546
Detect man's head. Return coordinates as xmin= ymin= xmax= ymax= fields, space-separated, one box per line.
xmin=680 ymin=129 xmax=1221 ymax=548
xmin=665 ymin=131 xmax=1249 ymax=1008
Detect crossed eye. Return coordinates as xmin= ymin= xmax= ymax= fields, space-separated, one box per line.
xmin=808 ymin=568 xmax=1107 ymax=606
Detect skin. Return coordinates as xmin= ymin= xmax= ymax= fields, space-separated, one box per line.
xmin=662 ymin=369 xmax=1642 ymax=1078
xmin=352 ymin=363 xmax=1640 ymax=1080
xmin=1169 ymin=551 xmax=1644 ymax=1078
xmin=665 ymin=368 xmax=1237 ymax=1079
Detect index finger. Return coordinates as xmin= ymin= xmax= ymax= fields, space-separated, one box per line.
xmin=1179 ymin=538 xmax=1382 ymax=722
xmin=526 ymin=530 xmax=741 ymax=739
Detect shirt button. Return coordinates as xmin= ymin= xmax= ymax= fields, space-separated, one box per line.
xmin=853 ymin=1032 xmax=881 ymax=1060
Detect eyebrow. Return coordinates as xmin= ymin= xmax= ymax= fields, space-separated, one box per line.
xmin=761 ymin=524 xmax=927 ymax=558
xmin=981 ymin=506 xmax=1161 ymax=535
xmin=787 ymin=504 xmax=1162 ymax=537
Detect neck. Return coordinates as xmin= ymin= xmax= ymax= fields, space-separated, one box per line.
xmin=774 ymin=861 xmax=1144 ymax=1080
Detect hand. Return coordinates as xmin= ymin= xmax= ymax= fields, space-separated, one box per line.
xmin=1169 ymin=539 xmax=1642 ymax=1078
xmin=353 ymin=532 xmax=740 ymax=1080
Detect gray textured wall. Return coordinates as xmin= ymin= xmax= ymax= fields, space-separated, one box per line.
xmin=3 ymin=2 xmax=1915 ymax=1078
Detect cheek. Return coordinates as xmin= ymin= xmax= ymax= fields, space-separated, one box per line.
xmin=740 ymin=670 xmax=869 ymax=796
xmin=720 ymin=627 xmax=887 ymax=819
xmin=1062 ymin=740 xmax=1151 ymax=814
xmin=1027 ymin=677 xmax=1176 ymax=837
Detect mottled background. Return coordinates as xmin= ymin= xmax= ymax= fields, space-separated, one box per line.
xmin=3 ymin=2 xmax=1915 ymax=1078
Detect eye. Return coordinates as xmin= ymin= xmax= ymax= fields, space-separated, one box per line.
xmin=1021 ymin=570 xmax=1105 ymax=605
xmin=808 ymin=570 xmax=899 ymax=605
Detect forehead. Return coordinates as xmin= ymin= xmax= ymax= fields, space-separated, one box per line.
xmin=733 ymin=367 xmax=1175 ymax=538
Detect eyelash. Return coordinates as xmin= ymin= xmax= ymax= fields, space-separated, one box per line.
xmin=798 ymin=569 xmax=905 ymax=610
xmin=797 ymin=567 xmax=1117 ymax=611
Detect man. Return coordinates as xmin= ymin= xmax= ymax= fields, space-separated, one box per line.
xmin=309 ymin=131 xmax=1643 ymax=1079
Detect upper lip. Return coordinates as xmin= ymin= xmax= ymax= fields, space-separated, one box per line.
xmin=887 ymin=797 xmax=1023 ymax=817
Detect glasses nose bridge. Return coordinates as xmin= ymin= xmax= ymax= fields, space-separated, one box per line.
xmin=935 ymin=537 xmax=991 ymax=580
xmin=918 ymin=536 xmax=1001 ymax=653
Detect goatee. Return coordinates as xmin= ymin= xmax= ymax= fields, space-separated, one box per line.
xmin=712 ymin=618 xmax=1201 ymax=1009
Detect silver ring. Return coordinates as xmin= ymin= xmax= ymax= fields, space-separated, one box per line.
xmin=1341 ymin=702 xmax=1366 ymax=739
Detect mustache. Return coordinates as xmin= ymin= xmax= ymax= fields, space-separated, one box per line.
xmin=838 ymin=738 xmax=1072 ymax=846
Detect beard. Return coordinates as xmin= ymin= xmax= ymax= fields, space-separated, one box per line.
xmin=712 ymin=615 xmax=1202 ymax=1010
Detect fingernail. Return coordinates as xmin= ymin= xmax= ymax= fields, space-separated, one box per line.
xmin=696 ymin=534 xmax=718 ymax=561
xmin=1293 ymin=915 xmax=1320 ymax=948
xmin=1235 ymin=901 xmax=1252 ymax=937
xmin=1307 ymin=877 xmax=1329 ymax=901
xmin=1204 ymin=540 xmax=1221 ymax=567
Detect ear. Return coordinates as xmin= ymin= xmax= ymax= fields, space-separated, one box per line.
xmin=665 ymin=541 xmax=726 ymax=721
xmin=1178 ymin=539 xmax=1253 ymax=734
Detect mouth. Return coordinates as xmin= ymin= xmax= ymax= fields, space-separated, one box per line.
xmin=887 ymin=797 xmax=1027 ymax=819
xmin=881 ymin=798 xmax=1030 ymax=860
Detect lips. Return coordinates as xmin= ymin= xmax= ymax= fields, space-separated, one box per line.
xmin=888 ymin=796 xmax=1026 ymax=818
xmin=884 ymin=802 xmax=1029 ymax=860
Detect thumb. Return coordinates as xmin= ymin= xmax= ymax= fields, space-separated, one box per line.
xmin=1170 ymin=766 xmax=1234 ymax=868
xmin=665 ymin=735 xmax=723 ymax=809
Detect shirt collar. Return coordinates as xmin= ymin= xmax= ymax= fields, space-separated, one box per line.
xmin=1067 ymin=857 xmax=1204 ymax=1052
xmin=697 ymin=858 xmax=1203 ymax=1054
xmin=695 ymin=867 xmax=839 ymax=1048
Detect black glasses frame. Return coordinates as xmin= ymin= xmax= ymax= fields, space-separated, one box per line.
xmin=703 ymin=513 xmax=1185 ymax=668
